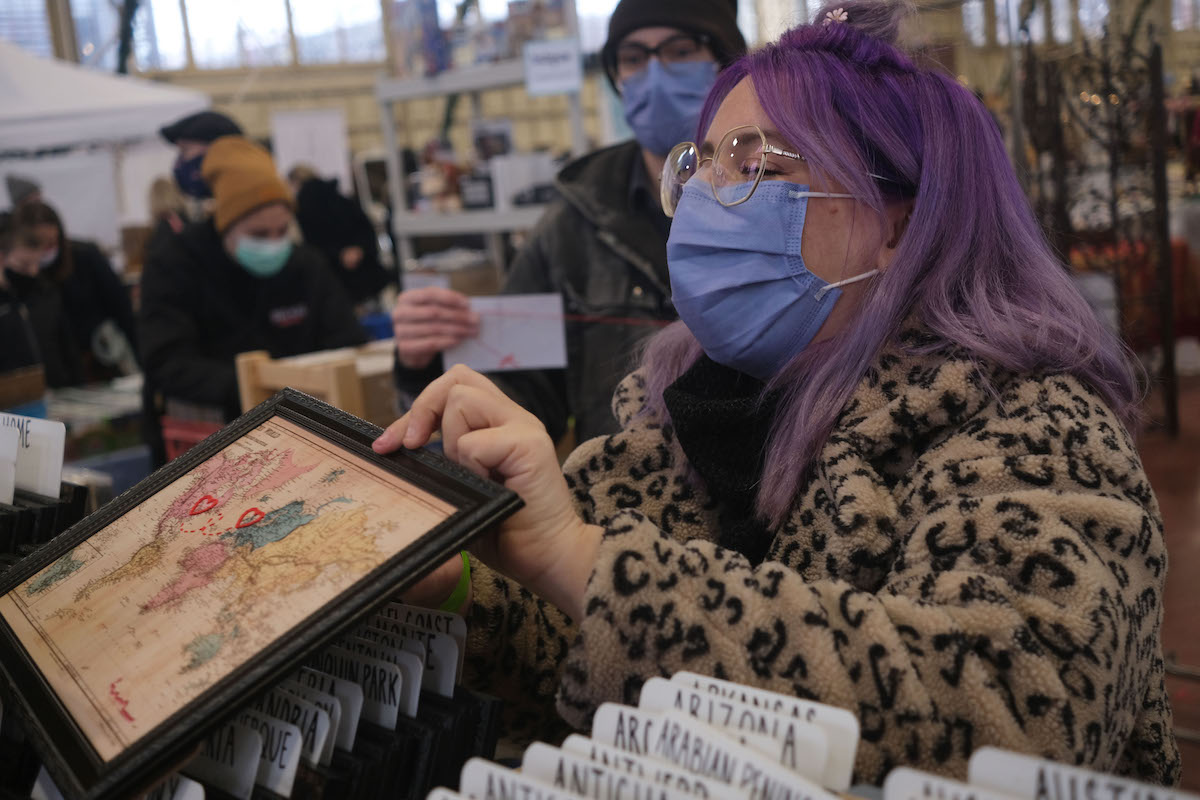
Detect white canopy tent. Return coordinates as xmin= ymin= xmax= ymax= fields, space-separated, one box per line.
xmin=0 ymin=41 xmax=208 ymax=252
xmin=0 ymin=40 xmax=207 ymax=152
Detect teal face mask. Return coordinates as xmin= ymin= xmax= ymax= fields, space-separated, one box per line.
xmin=234 ymin=236 xmax=293 ymax=278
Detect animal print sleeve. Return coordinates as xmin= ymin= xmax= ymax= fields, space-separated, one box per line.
xmin=555 ymin=478 xmax=1176 ymax=783
xmin=462 ymin=560 xmax=576 ymax=744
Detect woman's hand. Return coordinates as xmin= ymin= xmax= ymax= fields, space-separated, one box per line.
xmin=391 ymin=288 xmax=480 ymax=370
xmin=373 ymin=365 xmax=600 ymax=619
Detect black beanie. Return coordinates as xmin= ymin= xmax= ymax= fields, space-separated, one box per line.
xmin=602 ymin=0 xmax=747 ymax=92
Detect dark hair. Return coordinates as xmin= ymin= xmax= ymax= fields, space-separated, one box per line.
xmin=0 ymin=211 xmax=41 ymax=255
xmin=11 ymin=201 xmax=71 ymax=282
xmin=639 ymin=0 xmax=1140 ymax=526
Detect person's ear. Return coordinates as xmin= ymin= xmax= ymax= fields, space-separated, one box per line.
xmin=877 ymin=201 xmax=914 ymax=272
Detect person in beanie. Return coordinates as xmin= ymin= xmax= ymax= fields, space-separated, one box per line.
xmin=390 ymin=0 xmax=746 ymax=445
xmin=5 ymin=175 xmax=42 ymax=209
xmin=159 ymin=110 xmax=244 ymax=202
xmin=139 ymin=137 xmax=366 ymax=451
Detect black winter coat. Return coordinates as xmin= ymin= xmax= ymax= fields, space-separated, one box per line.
xmin=396 ymin=141 xmax=676 ymax=442
xmin=295 ymin=178 xmax=389 ymax=304
xmin=139 ymin=220 xmax=366 ymax=421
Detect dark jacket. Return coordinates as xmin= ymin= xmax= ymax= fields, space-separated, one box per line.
xmin=139 ymin=220 xmax=367 ymax=421
xmin=56 ymin=240 xmax=138 ymax=367
xmin=295 ymin=178 xmax=390 ymax=304
xmin=396 ymin=140 xmax=675 ymax=442
xmin=0 ymin=288 xmax=42 ymax=375
xmin=14 ymin=274 xmax=82 ymax=388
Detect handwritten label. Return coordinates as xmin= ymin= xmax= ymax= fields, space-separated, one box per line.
xmin=672 ymin=671 xmax=859 ymax=790
xmin=592 ymin=705 xmax=837 ymax=800
xmin=309 ymin=646 xmax=402 ymax=728
xmin=885 ymin=767 xmax=1023 ymax=800
xmin=640 ymin=678 xmax=828 ymax=785
xmin=367 ymin=614 xmax=456 ymax=698
xmin=523 ymin=38 xmax=583 ymax=97
xmin=383 ymin=601 xmax=467 ymax=678
xmin=524 ymin=741 xmax=696 ymax=800
xmin=296 ymin=666 xmax=363 ymax=751
xmin=0 ymin=413 xmax=65 ymax=497
xmin=182 ymin=720 xmax=263 ymax=800
xmin=238 ymin=708 xmax=302 ymax=797
xmin=280 ymin=678 xmax=341 ymax=766
xmin=562 ymin=733 xmax=747 ymax=800
xmin=444 ymin=293 xmax=567 ymax=373
xmin=145 ymin=773 xmax=206 ymax=800
xmin=967 ymin=748 xmax=1200 ymax=800
xmin=253 ymin=687 xmax=330 ymax=767
xmin=461 ymin=757 xmax=578 ymax=800
xmin=345 ymin=634 xmax=422 ymax=717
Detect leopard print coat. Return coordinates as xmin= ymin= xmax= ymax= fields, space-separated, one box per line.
xmin=462 ymin=332 xmax=1179 ymax=784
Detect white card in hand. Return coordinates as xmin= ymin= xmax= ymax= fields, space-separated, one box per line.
xmin=444 ymin=293 xmax=567 ymax=372
xmin=0 ymin=413 xmax=65 ymax=498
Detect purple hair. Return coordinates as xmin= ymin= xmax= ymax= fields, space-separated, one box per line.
xmin=639 ymin=0 xmax=1141 ymax=526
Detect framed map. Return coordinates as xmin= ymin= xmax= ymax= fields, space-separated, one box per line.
xmin=0 ymin=389 xmax=521 ymax=800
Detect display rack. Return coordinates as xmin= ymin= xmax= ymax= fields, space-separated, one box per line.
xmin=376 ymin=3 xmax=589 ymax=274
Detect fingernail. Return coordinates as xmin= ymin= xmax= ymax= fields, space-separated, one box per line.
xmin=372 ymin=432 xmax=393 ymax=452
xmin=402 ymin=428 xmax=420 ymax=449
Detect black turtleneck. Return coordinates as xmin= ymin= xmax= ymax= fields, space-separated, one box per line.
xmin=662 ymin=356 xmax=779 ymax=565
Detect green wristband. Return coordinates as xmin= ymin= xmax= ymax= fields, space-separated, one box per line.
xmin=439 ymin=551 xmax=471 ymax=614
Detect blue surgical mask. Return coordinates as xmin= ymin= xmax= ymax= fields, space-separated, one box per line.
xmin=621 ymin=60 xmax=718 ymax=157
xmin=173 ymin=154 xmax=210 ymax=199
xmin=666 ymin=181 xmax=878 ymax=379
xmin=234 ymin=236 xmax=293 ymax=278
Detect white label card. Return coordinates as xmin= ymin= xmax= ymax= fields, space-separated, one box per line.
xmin=460 ymin=757 xmax=578 ymax=800
xmin=523 ymin=742 xmax=695 ymax=800
xmin=296 ymin=666 xmax=364 ymax=752
xmin=523 ymin=38 xmax=583 ymax=97
xmin=32 ymin=767 xmax=65 ymax=800
xmin=428 ymin=791 xmax=469 ymax=800
xmin=561 ymin=734 xmax=747 ymax=800
xmin=0 ymin=413 xmax=65 ymax=497
xmin=967 ymin=747 xmax=1200 ymax=800
xmin=253 ymin=687 xmax=330 ymax=767
xmin=591 ymin=705 xmax=836 ymax=800
xmin=311 ymin=646 xmax=402 ymax=729
xmin=382 ymin=601 xmax=467 ymax=679
xmin=238 ymin=708 xmax=302 ymax=798
xmin=280 ymin=678 xmax=341 ymax=766
xmin=367 ymin=614 xmax=456 ymax=698
xmin=639 ymin=678 xmax=829 ymax=786
xmin=0 ymin=460 xmax=14 ymax=506
xmin=347 ymin=634 xmax=423 ymax=717
xmin=182 ymin=720 xmax=263 ymax=800
xmin=672 ymin=671 xmax=859 ymax=791
xmin=145 ymin=773 xmax=207 ymax=800
xmin=885 ymin=767 xmax=1023 ymax=800
xmin=444 ymin=293 xmax=568 ymax=373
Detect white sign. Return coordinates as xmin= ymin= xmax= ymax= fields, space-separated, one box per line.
xmin=270 ymin=108 xmax=352 ymax=194
xmin=444 ymin=293 xmax=568 ymax=373
xmin=280 ymin=678 xmax=341 ymax=766
xmin=672 ymin=671 xmax=859 ymax=791
xmin=381 ymin=601 xmax=467 ymax=679
xmin=561 ymin=734 xmax=747 ymax=800
xmin=0 ymin=413 xmax=65 ymax=498
xmin=238 ymin=708 xmax=303 ymax=798
xmin=885 ymin=767 xmax=1022 ymax=800
xmin=523 ymin=38 xmax=584 ymax=97
xmin=296 ymin=666 xmax=363 ymax=752
xmin=367 ymin=614 xmax=457 ymax=698
xmin=253 ymin=687 xmax=331 ymax=767
xmin=968 ymin=747 xmax=1200 ymax=800
xmin=461 ymin=758 xmax=574 ymax=800
xmin=183 ymin=720 xmax=263 ymax=800
xmin=639 ymin=678 xmax=829 ymax=785
xmin=523 ymin=742 xmax=697 ymax=800
xmin=0 ymin=426 xmax=16 ymax=505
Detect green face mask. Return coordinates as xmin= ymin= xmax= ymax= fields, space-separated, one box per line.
xmin=234 ymin=236 xmax=293 ymax=278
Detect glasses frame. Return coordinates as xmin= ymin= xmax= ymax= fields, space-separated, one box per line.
xmin=611 ymin=33 xmax=713 ymax=82
xmin=661 ymin=125 xmax=806 ymax=218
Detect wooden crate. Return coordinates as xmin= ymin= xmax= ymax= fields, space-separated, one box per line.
xmin=235 ymin=341 xmax=399 ymax=429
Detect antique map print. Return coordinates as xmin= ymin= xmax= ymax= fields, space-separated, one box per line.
xmin=0 ymin=415 xmax=455 ymax=762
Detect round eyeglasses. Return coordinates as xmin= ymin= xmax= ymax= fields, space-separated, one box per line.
xmin=660 ymin=125 xmax=806 ymax=218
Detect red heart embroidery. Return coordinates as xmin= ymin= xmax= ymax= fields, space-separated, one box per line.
xmin=236 ymin=508 xmax=266 ymax=529
xmin=189 ymin=495 xmax=219 ymax=516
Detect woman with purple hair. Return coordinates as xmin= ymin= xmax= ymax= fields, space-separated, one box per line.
xmin=375 ymin=0 xmax=1178 ymax=782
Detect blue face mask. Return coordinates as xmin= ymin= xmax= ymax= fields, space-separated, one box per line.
xmin=666 ymin=181 xmax=878 ymax=380
xmin=621 ymin=60 xmax=718 ymax=157
xmin=173 ymin=154 xmax=210 ymax=199
xmin=234 ymin=236 xmax=293 ymax=278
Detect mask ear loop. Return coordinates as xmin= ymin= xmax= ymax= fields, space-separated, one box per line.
xmin=814 ymin=269 xmax=878 ymax=301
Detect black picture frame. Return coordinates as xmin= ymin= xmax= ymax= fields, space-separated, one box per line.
xmin=0 ymin=389 xmax=521 ymax=800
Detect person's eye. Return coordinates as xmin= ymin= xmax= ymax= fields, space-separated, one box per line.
xmin=665 ymin=42 xmax=699 ymax=60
